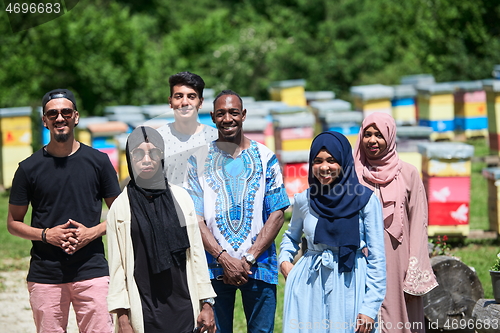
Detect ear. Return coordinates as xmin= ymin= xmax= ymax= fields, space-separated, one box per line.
xmin=199 ymin=97 xmax=204 ymax=110
xmin=168 ymin=96 xmax=172 ymax=108
xmin=242 ymin=108 xmax=247 ymax=121
xmin=210 ymin=111 xmax=215 ymax=123
xmin=42 ymin=115 xmax=48 ymax=128
xmin=74 ymin=111 xmax=80 ymax=127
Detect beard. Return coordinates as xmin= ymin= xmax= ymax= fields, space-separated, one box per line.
xmin=54 ymin=133 xmax=70 ymax=142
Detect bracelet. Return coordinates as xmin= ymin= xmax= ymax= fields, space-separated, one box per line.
xmin=215 ymin=249 xmax=226 ymax=262
xmin=41 ymin=228 xmax=49 ymax=244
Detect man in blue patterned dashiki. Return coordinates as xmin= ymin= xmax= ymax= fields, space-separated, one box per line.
xmin=186 ymin=89 xmax=290 ymax=333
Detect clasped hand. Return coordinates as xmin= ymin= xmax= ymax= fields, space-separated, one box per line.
xmin=219 ymin=255 xmax=252 ymax=286
xmin=44 ymin=219 xmax=94 ymax=255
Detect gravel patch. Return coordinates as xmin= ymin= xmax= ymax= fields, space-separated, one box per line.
xmin=0 ymin=270 xmax=79 ymax=333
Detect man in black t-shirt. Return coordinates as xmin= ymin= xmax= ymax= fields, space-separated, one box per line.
xmin=7 ymin=89 xmax=121 ymax=333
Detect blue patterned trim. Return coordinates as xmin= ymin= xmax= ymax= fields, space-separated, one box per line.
xmin=204 ymin=141 xmax=261 ymax=251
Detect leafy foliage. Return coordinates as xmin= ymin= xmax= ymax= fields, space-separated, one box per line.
xmin=491 ymin=252 xmax=500 ymax=271
xmin=0 ymin=0 xmax=499 ymax=113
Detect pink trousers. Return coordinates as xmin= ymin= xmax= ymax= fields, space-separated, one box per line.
xmin=28 ymin=276 xmax=113 ymax=333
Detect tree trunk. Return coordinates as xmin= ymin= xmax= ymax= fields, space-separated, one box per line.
xmin=423 ymin=256 xmax=484 ymax=332
xmin=472 ymin=299 xmax=500 ymax=333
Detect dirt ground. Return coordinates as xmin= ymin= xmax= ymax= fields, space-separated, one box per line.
xmin=0 ymin=269 xmax=79 ymax=333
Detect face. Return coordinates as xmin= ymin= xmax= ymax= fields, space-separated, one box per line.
xmin=43 ymin=98 xmax=79 ymax=143
xmin=312 ymin=149 xmax=342 ymax=185
xmin=362 ymin=125 xmax=387 ymax=158
xmin=211 ymin=94 xmax=246 ymax=142
xmin=131 ymin=142 xmax=162 ymax=179
xmin=169 ymin=84 xmax=203 ymax=120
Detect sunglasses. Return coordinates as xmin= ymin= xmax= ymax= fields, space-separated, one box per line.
xmin=131 ymin=147 xmax=163 ymax=161
xmin=44 ymin=108 xmax=75 ymax=120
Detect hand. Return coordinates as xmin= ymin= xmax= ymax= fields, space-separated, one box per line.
xmin=45 ymin=221 xmax=77 ymax=250
xmin=196 ymin=303 xmax=216 ymax=333
xmin=355 ymin=313 xmax=375 ymax=333
xmin=62 ymin=219 xmax=97 ymax=254
xmin=218 ymin=253 xmax=251 ymax=286
xmin=116 ymin=310 xmax=134 ymax=333
xmin=280 ymin=261 xmax=294 ymax=280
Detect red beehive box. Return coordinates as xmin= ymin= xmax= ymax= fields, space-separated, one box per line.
xmin=283 ymin=162 xmax=309 ymax=178
xmin=245 ymin=132 xmax=266 ymax=145
xmin=283 ymin=162 xmax=309 ymax=200
xmin=424 ymin=176 xmax=470 ymax=203
xmin=424 ymin=176 xmax=470 ymax=226
xmin=280 ymin=126 xmax=314 ymax=140
xmin=428 ymin=202 xmax=469 ymax=226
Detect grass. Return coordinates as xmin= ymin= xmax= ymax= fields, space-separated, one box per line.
xmin=0 ymin=138 xmax=498 ymax=332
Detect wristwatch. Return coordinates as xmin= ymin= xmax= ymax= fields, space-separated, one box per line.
xmin=242 ymin=252 xmax=256 ymax=265
xmin=201 ymin=297 xmax=215 ymax=307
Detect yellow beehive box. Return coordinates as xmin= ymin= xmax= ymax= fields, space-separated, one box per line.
xmin=392 ymin=105 xmax=416 ymax=124
xmin=418 ymin=142 xmax=474 ymax=177
xmin=116 ymin=133 xmax=130 ymax=182
xmin=422 ymin=157 xmax=471 ymax=177
xmin=428 ymin=94 xmax=454 ymax=105
xmin=417 ymin=83 xmax=454 ymax=121
xmin=429 ymin=131 xmax=455 ymax=142
xmin=0 ymin=145 xmax=33 ymax=189
xmin=282 ymin=138 xmax=313 ymax=151
xmin=350 ymin=84 xmax=394 ymax=112
xmin=398 ymin=152 xmax=422 ymax=178
xmin=265 ymin=135 xmax=275 ymax=153
xmin=354 ymin=98 xmax=392 ymax=111
xmin=0 ymin=107 xmax=32 ymax=147
xmin=417 ymin=100 xmax=454 ymax=120
xmin=345 ymin=134 xmax=358 ymax=148
xmin=269 ymin=79 xmax=307 ymax=107
xmin=1 ymin=116 xmax=32 ymax=146
xmin=77 ymin=129 xmax=92 ymax=146
xmin=428 ymin=225 xmax=469 ymax=237
xmin=119 ymin=151 xmax=129 ymax=182
xmin=455 ymin=101 xmax=487 ymax=118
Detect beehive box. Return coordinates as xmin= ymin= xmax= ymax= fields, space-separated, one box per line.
xmin=418 ymin=142 xmax=474 ymax=177
xmin=279 ymin=150 xmax=310 ymax=204
xmin=268 ymin=79 xmax=307 ymax=107
xmin=417 ymin=83 xmax=455 ymax=123
xmin=392 ymin=85 xmax=417 ymax=125
xmin=0 ymin=107 xmax=33 ymax=188
xmin=350 ymin=84 xmax=394 ymax=118
xmin=273 ymin=112 xmax=315 ymax=152
xmin=454 ymin=81 xmax=486 ymax=117
xmin=482 ymin=168 xmax=500 ymax=234
xmin=483 ymin=80 xmax=500 ymax=148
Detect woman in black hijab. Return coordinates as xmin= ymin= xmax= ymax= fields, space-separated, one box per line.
xmin=107 ymin=126 xmax=216 ymax=333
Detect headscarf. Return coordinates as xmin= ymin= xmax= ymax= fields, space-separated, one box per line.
xmin=126 ymin=126 xmax=190 ymax=274
xmin=309 ymin=131 xmax=372 ymax=273
xmin=354 ymin=112 xmax=405 ymax=243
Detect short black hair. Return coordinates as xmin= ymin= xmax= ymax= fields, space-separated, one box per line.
xmin=213 ymin=89 xmax=243 ymax=109
xmin=42 ymin=88 xmax=77 ymax=112
xmin=169 ymin=71 xmax=205 ymax=98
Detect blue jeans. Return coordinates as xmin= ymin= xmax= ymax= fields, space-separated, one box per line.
xmin=211 ymin=278 xmax=276 ymax=333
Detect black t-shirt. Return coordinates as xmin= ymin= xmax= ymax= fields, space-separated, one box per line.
xmin=9 ymin=143 xmax=121 ymax=283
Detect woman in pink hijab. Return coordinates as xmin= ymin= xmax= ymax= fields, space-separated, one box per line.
xmin=354 ymin=113 xmax=438 ymax=333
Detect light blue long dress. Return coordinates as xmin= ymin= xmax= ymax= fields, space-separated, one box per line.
xmin=279 ymin=190 xmax=386 ymax=333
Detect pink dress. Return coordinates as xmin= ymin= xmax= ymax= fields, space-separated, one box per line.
xmin=359 ymin=162 xmax=437 ymax=333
